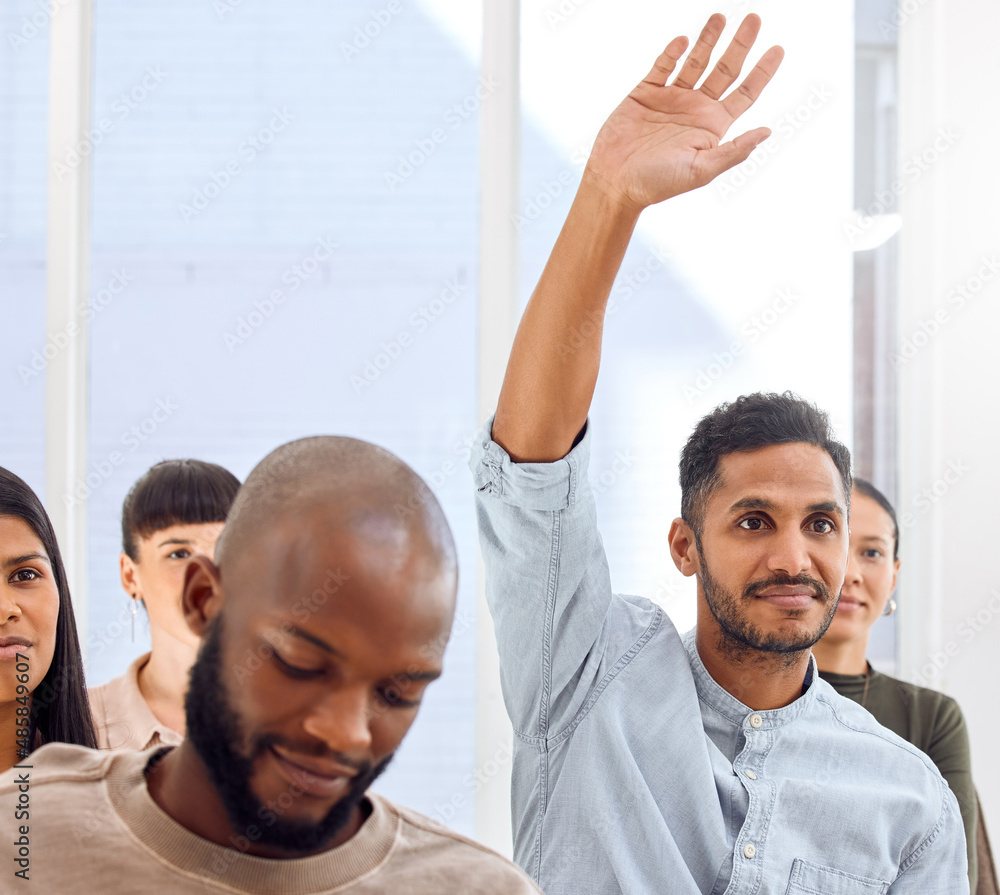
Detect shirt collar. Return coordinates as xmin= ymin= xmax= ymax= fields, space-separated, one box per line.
xmin=101 ymin=652 xmax=184 ymax=750
xmin=682 ymin=628 xmax=817 ymax=730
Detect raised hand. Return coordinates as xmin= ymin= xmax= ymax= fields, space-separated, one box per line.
xmin=585 ymin=14 xmax=784 ymax=210
xmin=493 ymin=15 xmax=783 ymax=463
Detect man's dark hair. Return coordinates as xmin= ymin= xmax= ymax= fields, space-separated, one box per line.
xmin=680 ymin=392 xmax=852 ymax=533
xmin=0 ymin=466 xmax=98 ymax=753
xmin=122 ymin=459 xmax=241 ymax=560
xmin=852 ymin=478 xmax=899 ymax=560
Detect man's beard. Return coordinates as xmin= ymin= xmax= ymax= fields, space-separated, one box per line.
xmin=698 ymin=541 xmax=839 ymax=663
xmin=184 ymin=618 xmax=393 ymax=854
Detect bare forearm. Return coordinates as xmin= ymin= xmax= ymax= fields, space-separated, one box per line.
xmin=493 ymin=14 xmax=781 ymax=462
xmin=493 ymin=175 xmax=640 ymax=462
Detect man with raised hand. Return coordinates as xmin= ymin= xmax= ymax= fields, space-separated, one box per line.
xmin=2 ymin=437 xmax=540 ymax=893
xmin=471 ymin=14 xmax=968 ymax=895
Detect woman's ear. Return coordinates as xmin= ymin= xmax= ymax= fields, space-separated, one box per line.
xmin=182 ymin=556 xmax=223 ymax=638
xmin=120 ymin=551 xmax=140 ymax=599
xmin=668 ymin=517 xmax=701 ymax=577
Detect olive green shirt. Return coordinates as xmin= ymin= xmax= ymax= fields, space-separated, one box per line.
xmin=820 ymin=665 xmax=977 ymax=891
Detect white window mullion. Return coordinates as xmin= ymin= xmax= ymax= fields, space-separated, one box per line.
xmin=476 ymin=0 xmax=520 ymax=857
xmin=46 ymin=0 xmax=94 ymax=640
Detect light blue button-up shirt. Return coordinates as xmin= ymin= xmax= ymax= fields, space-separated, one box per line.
xmin=471 ymin=419 xmax=968 ymax=895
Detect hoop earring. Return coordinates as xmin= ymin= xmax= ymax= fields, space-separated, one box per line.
xmin=129 ymin=595 xmax=139 ymax=643
xmin=881 ymin=598 xmax=897 ymax=617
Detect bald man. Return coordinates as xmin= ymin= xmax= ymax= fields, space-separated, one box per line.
xmin=1 ymin=437 xmax=539 ymax=893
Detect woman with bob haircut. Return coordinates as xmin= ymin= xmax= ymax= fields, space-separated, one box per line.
xmin=0 ymin=467 xmax=97 ymax=771
xmin=89 ymin=459 xmax=239 ymax=751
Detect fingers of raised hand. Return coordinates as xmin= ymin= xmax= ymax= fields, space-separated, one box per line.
xmin=698 ymin=14 xmax=761 ymax=100
xmin=672 ymin=13 xmax=727 ymax=90
xmin=642 ymin=35 xmax=689 ymax=87
xmin=721 ymin=44 xmax=785 ymax=120
xmin=695 ymin=126 xmax=771 ymax=183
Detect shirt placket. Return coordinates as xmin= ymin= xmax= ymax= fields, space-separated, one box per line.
xmin=725 ymin=711 xmax=773 ymax=895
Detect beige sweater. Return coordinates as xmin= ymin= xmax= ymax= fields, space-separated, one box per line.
xmin=1 ymin=744 xmax=541 ymax=893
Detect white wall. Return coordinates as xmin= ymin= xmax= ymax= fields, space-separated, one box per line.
xmin=897 ymin=0 xmax=1000 ymax=837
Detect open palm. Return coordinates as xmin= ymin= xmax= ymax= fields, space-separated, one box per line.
xmin=587 ymin=14 xmax=784 ymax=209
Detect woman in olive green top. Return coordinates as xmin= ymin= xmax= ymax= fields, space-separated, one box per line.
xmin=813 ymin=479 xmax=993 ymax=893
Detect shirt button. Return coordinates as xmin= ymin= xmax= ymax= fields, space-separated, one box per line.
xmin=750 ymin=714 xmax=763 ymax=728
xmin=744 ymin=770 xmax=757 ymax=780
xmin=744 ymin=844 xmax=756 ymax=859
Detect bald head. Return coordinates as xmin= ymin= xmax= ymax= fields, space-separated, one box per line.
xmin=176 ymin=439 xmax=461 ymax=847
xmin=217 ymin=436 xmax=457 ymax=579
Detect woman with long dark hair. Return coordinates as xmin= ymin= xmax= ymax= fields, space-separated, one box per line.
xmin=0 ymin=467 xmax=96 ymax=770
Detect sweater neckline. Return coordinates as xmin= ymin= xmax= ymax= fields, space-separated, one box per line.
xmin=107 ymin=747 xmax=398 ymax=894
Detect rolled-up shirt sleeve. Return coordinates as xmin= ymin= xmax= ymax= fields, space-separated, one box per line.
xmin=470 ymin=416 xmax=623 ymax=739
